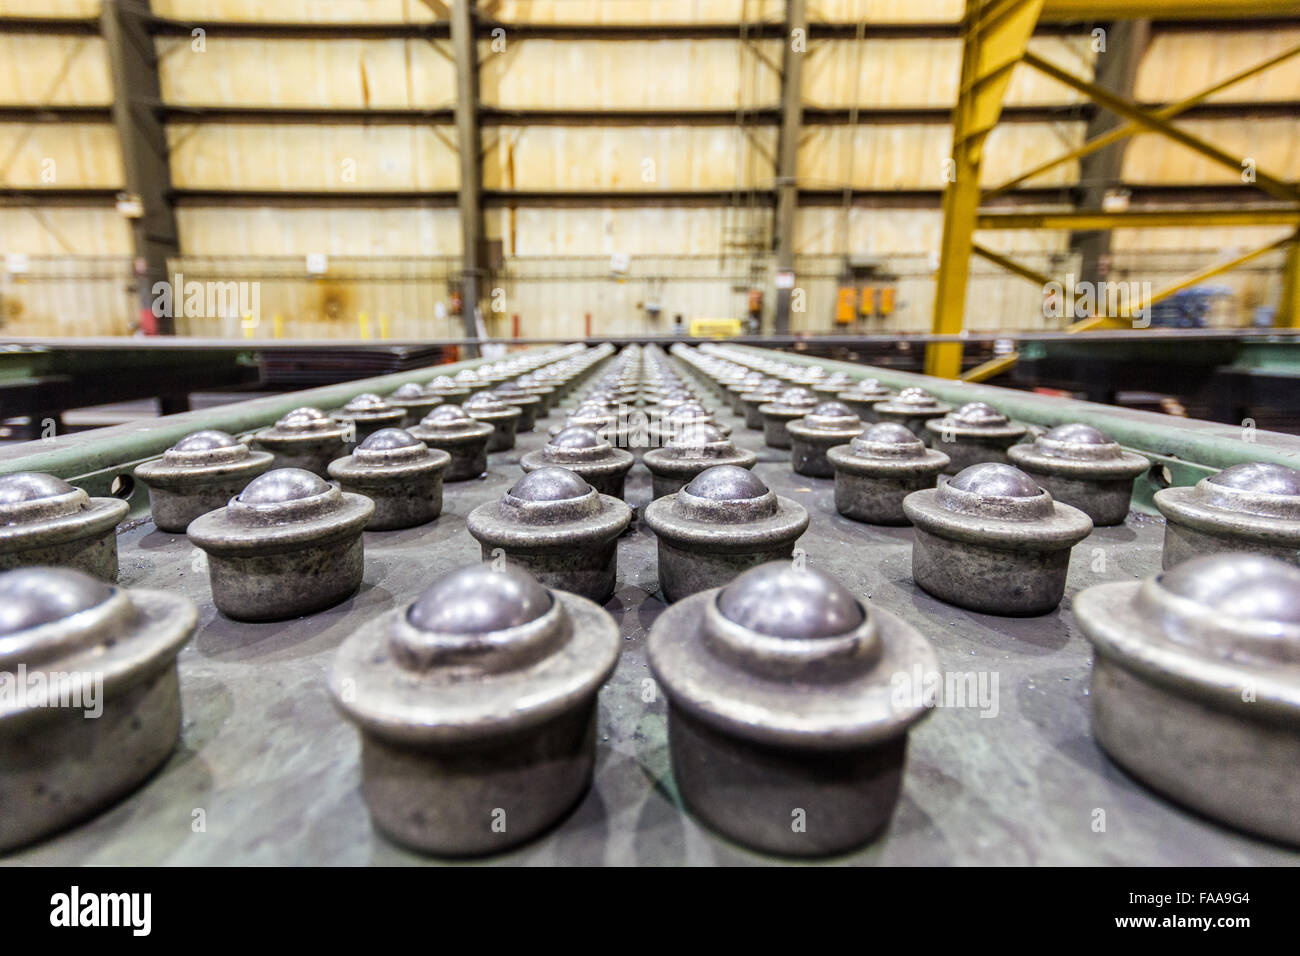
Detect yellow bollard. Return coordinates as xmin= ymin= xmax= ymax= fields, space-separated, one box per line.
xmin=358 ymin=311 xmax=371 ymax=340
xmin=379 ymin=313 xmax=390 ymax=340
xmin=273 ymin=313 xmax=284 ymax=339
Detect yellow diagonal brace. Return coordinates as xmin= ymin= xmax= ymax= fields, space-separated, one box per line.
xmin=1128 ymin=234 xmax=1294 ymax=318
xmin=972 ymin=243 xmax=1055 ymax=286
xmin=1066 ymin=315 xmax=1129 ymax=332
xmin=927 ymin=0 xmax=1045 ymax=380
xmin=963 ymin=235 xmax=1294 ymax=382
xmin=978 ymin=208 xmax=1300 ymax=229
xmin=986 ymin=42 xmax=1300 ymax=200
xmin=1043 ymin=1 xmax=1297 ymax=18
xmin=1022 ymin=51 xmax=1300 ymax=204
xmin=961 ymin=351 xmax=1021 ymax=383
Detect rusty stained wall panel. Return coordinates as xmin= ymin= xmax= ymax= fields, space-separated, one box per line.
xmin=165 ymin=123 xmax=460 ymax=191
xmin=151 ymin=1 xmax=438 ymax=22
xmin=480 ymin=38 xmax=782 ymax=109
xmin=0 ymin=0 xmax=101 ymax=14
xmin=1136 ymin=28 xmax=1300 ymax=102
xmin=797 ymin=122 xmax=1086 ymax=190
xmin=486 ymin=1 xmax=786 ymax=24
xmin=0 ymin=34 xmax=111 ymax=104
xmin=156 ymin=37 xmax=458 ymax=109
xmin=485 ymin=124 xmax=777 ymax=191
xmin=804 ymin=36 xmax=1095 ymax=108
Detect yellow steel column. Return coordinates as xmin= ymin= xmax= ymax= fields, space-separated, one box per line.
xmin=927 ymin=0 xmax=1045 ymax=379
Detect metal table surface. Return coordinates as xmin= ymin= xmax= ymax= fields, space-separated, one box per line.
xmin=7 ymin=398 xmax=1298 ymax=866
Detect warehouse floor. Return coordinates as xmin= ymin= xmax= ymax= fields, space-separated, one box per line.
xmin=7 ymin=395 xmax=1298 ymax=866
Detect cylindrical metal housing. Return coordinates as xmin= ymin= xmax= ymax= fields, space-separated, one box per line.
xmin=903 ymin=463 xmax=1093 ymax=615
xmin=827 ymin=423 xmax=950 ymax=525
xmin=188 ymin=468 xmax=374 ymax=621
xmin=648 ymin=562 xmax=936 ymax=856
xmin=466 ymin=468 xmax=632 ymax=603
xmin=0 ymin=472 xmax=128 ymax=581
xmin=330 ymin=564 xmax=620 ymax=856
xmin=327 ymin=428 xmax=451 ymax=531
xmin=135 ymin=430 xmax=274 ymax=533
xmin=642 ymin=465 xmax=808 ymax=603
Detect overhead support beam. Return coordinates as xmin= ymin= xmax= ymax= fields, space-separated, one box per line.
xmin=978 ymin=207 xmax=1300 ymax=229
xmin=1041 ymin=0 xmax=1298 ymax=18
xmin=772 ymin=0 xmax=806 ymax=336
xmin=450 ymin=0 xmax=482 ymax=356
xmin=101 ymin=0 xmax=180 ymax=335
xmin=149 ymin=17 xmax=450 ymax=40
xmin=6 ymin=186 xmax=1290 ymax=213
xmin=10 ymin=11 xmax=1296 ymax=39
xmin=927 ymin=0 xmax=1046 ymax=380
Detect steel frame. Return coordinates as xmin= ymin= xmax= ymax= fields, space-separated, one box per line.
xmin=926 ymin=1 xmax=1300 ymax=381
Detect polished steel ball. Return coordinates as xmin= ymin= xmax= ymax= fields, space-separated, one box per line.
xmin=1160 ymin=553 xmax=1300 ymax=626
xmin=1044 ymin=423 xmax=1109 ymax=444
xmin=237 ymin=468 xmax=330 ymax=504
xmin=430 ymin=376 xmax=456 ymax=388
xmin=509 ymin=467 xmax=590 ymax=502
xmin=684 ymin=464 xmax=767 ymax=501
xmin=344 ymin=393 xmax=385 ymax=412
xmin=465 ymin=392 xmax=506 ymax=411
xmin=670 ymin=423 xmax=725 ymax=448
xmin=845 ymin=378 xmax=887 ymax=396
xmin=358 ymin=428 xmax=420 ymax=452
xmin=0 ymin=567 xmax=113 ymax=636
xmin=952 ymin=402 xmax=1006 ymax=426
xmin=896 ymin=387 xmax=935 ymax=406
xmin=668 ymin=402 xmax=708 ymax=420
xmin=172 ymin=430 xmax=237 ymax=452
xmin=391 ymin=383 xmax=428 ymax=400
xmin=777 ymin=387 xmax=815 ymax=405
xmin=407 ymin=563 xmax=552 ymax=634
xmin=425 ymin=404 xmax=471 ymax=423
xmin=0 ymin=472 xmax=74 ymax=505
xmin=862 ymin=422 xmax=920 ymax=445
xmin=572 ymin=403 xmax=610 ymax=419
xmin=550 ymin=426 xmax=602 ymax=450
xmin=718 ymin=563 xmax=865 ymax=640
xmin=1207 ymin=461 xmax=1300 ymax=496
xmin=811 ymin=400 xmax=853 ymax=418
xmin=948 ymin=462 xmax=1042 ymax=498
xmin=277 ymin=406 xmax=329 ymax=428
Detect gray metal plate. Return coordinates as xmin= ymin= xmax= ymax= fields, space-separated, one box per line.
xmin=7 ymin=401 xmax=1298 ymax=865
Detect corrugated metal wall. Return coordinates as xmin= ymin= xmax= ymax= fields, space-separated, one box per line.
xmin=0 ymin=2 xmax=1295 ymax=337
